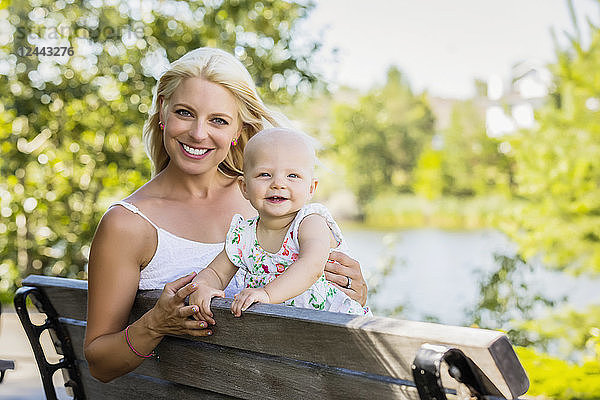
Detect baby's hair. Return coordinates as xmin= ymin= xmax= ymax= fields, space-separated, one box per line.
xmin=243 ymin=127 xmax=321 ymax=174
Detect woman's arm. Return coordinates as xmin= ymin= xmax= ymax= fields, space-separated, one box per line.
xmin=231 ymin=214 xmax=333 ymax=315
xmin=325 ymin=252 xmax=368 ymax=306
xmin=84 ymin=207 xmax=210 ymax=382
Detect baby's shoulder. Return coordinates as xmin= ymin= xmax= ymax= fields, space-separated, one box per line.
xmin=295 ymin=203 xmax=334 ymax=224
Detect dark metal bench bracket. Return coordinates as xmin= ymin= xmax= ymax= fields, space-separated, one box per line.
xmin=0 ymin=359 xmax=15 ymax=383
xmin=14 ymin=286 xmax=85 ymax=400
xmin=412 ymin=343 xmax=505 ymax=400
xmin=0 ymin=303 xmax=16 ymax=383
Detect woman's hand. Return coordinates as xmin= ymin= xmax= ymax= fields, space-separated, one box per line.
xmin=147 ymin=272 xmax=213 ymax=337
xmin=325 ymin=251 xmax=368 ymax=307
xmin=231 ymin=288 xmax=270 ymax=317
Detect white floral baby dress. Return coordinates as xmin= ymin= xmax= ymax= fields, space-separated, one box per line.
xmin=225 ymin=203 xmax=370 ymax=315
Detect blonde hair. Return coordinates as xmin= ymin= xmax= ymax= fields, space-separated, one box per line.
xmin=143 ymin=47 xmax=284 ymax=176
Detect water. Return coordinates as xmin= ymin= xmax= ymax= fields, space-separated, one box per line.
xmin=343 ymin=227 xmax=600 ymax=325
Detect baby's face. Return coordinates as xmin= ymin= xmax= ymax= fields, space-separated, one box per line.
xmin=240 ymin=141 xmax=317 ymax=220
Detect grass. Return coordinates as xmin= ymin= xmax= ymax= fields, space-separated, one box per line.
xmin=360 ymin=193 xmax=516 ymax=230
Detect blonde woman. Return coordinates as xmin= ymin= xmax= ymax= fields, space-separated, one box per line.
xmin=84 ymin=48 xmax=368 ymax=382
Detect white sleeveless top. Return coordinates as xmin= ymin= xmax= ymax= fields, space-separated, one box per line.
xmin=109 ymin=201 xmax=245 ymax=297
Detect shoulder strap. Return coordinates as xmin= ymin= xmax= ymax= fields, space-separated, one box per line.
xmin=110 ymin=201 xmax=159 ymax=230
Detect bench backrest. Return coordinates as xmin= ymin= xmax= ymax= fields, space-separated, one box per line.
xmin=17 ymin=275 xmax=529 ymax=399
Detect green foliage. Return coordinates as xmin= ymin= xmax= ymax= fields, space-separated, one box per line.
xmin=505 ymin=14 xmax=600 ymax=275
xmin=363 ymin=194 xmax=509 ymax=230
xmin=520 ymin=305 xmax=600 ymax=359
xmin=363 ymin=233 xmax=406 ymax=317
xmin=330 ymin=67 xmax=435 ymax=210
xmin=412 ymin=146 xmax=443 ymax=200
xmin=467 ymin=254 xmax=561 ymax=347
xmin=441 ymin=100 xmax=513 ymax=197
xmin=0 ymin=0 xmax=320 ymax=301
xmin=517 ymin=346 xmax=600 ymax=400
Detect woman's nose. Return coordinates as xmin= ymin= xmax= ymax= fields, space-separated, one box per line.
xmin=189 ymin=121 xmax=209 ymax=140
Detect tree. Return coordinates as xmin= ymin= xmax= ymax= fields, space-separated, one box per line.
xmin=0 ymin=0 xmax=321 ymax=301
xmin=504 ymin=8 xmax=600 ymax=275
xmin=441 ymin=100 xmax=513 ymax=197
xmin=330 ymin=67 xmax=435 ymax=210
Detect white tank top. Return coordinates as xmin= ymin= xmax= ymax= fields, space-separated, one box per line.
xmin=109 ymin=201 xmax=244 ymax=297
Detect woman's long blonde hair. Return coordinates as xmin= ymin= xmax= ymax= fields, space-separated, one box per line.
xmin=143 ymin=47 xmax=284 ymax=176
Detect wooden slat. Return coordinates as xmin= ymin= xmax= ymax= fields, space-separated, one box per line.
xmin=22 ymin=275 xmax=529 ymax=398
xmin=132 ymin=292 xmax=527 ymax=398
xmin=64 ymin=323 xmax=420 ymax=400
xmin=77 ymin=362 xmax=236 ymax=400
xmin=23 ymin=275 xmax=88 ymax=321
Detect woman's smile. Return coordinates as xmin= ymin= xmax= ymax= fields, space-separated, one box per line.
xmin=179 ymin=141 xmax=212 ymax=159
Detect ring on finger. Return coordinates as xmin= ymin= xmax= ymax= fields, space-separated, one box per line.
xmin=344 ymin=276 xmax=352 ymax=289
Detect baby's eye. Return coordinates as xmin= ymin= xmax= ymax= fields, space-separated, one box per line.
xmin=176 ymin=109 xmax=192 ymax=117
xmin=288 ymin=173 xmax=299 ymax=178
xmin=211 ymin=117 xmax=228 ymax=125
xmin=258 ymin=172 xmax=271 ymax=177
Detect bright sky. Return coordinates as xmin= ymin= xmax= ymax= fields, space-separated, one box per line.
xmin=300 ymin=0 xmax=600 ymax=98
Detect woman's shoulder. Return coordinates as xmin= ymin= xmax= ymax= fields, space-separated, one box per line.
xmin=99 ymin=189 xmax=160 ymax=236
xmin=98 ymin=203 xmax=155 ymax=239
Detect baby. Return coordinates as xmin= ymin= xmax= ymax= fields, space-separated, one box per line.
xmin=189 ymin=127 xmax=370 ymax=322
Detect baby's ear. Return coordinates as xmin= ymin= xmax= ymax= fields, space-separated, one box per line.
xmin=308 ymin=178 xmax=319 ymax=198
xmin=238 ymin=175 xmax=249 ymax=200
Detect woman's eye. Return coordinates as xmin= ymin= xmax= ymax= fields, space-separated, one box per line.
xmin=176 ymin=109 xmax=192 ymax=117
xmin=212 ymin=117 xmax=228 ymax=125
xmin=258 ymin=173 xmax=270 ymax=177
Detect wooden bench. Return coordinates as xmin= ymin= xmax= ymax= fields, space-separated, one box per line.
xmin=14 ymin=275 xmax=529 ymax=399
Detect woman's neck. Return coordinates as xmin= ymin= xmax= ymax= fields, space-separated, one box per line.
xmin=154 ymin=163 xmax=231 ymax=200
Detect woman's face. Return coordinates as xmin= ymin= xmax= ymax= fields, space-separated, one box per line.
xmin=161 ymin=77 xmax=241 ymax=176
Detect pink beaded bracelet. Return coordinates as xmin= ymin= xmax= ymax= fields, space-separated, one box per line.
xmin=124 ymin=325 xmax=156 ymax=359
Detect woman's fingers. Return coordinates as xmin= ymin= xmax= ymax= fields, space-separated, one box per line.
xmin=324 ymin=271 xmax=349 ymax=287
xmin=186 ymin=327 xmax=213 ymax=337
xmin=179 ymin=305 xmax=199 ymax=318
xmin=182 ymin=318 xmax=208 ymax=330
xmin=327 ymin=251 xmax=357 ymax=271
xmin=327 ymin=251 xmax=368 ymax=306
xmin=175 ymin=281 xmax=198 ymax=301
xmin=164 ymin=271 xmax=197 ymax=294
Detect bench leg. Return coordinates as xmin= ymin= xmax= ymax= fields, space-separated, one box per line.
xmin=412 ymin=343 xmax=505 ymax=400
xmin=14 ymin=286 xmax=86 ymax=400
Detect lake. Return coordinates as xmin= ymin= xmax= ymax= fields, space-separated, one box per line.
xmin=342 ymin=227 xmax=600 ymax=325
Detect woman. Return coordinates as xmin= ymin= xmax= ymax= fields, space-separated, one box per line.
xmin=84 ymin=48 xmax=368 ymax=383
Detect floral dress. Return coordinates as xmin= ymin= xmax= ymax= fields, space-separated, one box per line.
xmin=225 ymin=203 xmax=370 ymax=315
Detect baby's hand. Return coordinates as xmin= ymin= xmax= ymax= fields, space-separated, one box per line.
xmin=231 ymin=288 xmax=270 ymax=317
xmin=188 ymin=283 xmax=225 ymax=325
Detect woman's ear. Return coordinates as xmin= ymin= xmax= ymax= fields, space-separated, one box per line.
xmin=158 ymin=96 xmax=165 ymax=123
xmin=238 ymin=176 xmax=249 ymax=200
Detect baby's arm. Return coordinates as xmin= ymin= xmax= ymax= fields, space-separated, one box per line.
xmin=231 ymin=214 xmax=335 ymax=316
xmin=190 ymin=249 xmax=238 ymax=324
